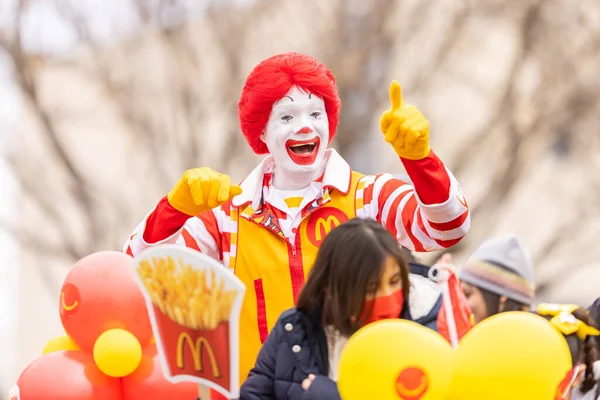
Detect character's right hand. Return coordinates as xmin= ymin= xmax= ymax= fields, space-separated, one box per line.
xmin=167 ymin=167 xmax=242 ymax=216
xmin=302 ymin=374 xmax=316 ymax=391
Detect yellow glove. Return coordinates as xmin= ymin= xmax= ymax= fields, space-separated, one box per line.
xmin=379 ymin=80 xmax=431 ymax=160
xmin=167 ymin=167 xmax=242 ymax=216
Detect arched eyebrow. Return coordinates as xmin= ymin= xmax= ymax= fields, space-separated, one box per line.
xmin=274 ymin=95 xmax=294 ymax=106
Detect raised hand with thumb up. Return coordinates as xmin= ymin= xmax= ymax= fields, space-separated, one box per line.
xmin=167 ymin=167 xmax=242 ymax=216
xmin=380 ymin=81 xmax=431 ymax=160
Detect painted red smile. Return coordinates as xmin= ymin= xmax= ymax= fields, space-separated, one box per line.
xmin=285 ymin=137 xmax=321 ymax=165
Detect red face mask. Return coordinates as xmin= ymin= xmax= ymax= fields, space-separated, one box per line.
xmin=359 ymin=289 xmax=404 ymax=326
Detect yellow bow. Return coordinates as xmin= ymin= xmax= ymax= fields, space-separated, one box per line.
xmin=537 ymin=303 xmax=600 ymax=341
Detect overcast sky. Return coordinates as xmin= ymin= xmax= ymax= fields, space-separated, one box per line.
xmin=0 ymin=0 xmax=256 ymax=55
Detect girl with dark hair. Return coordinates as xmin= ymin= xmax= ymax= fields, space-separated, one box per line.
xmin=239 ymin=218 xmax=412 ymax=400
xmin=537 ymin=304 xmax=600 ymax=400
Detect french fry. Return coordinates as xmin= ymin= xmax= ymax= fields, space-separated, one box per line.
xmin=174 ymin=307 xmax=185 ymax=326
xmin=137 ymin=256 xmax=237 ymax=330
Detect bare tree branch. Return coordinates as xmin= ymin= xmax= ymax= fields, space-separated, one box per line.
xmin=3 ymin=0 xmax=599 ymax=309
xmin=4 ymin=0 xmax=104 ymax=257
xmin=325 ymin=0 xmax=397 ymax=161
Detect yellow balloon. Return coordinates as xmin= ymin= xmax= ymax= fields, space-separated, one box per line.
xmin=92 ymin=328 xmax=142 ymax=377
xmin=42 ymin=335 xmax=79 ymax=355
xmin=338 ymin=319 xmax=453 ymax=400
xmin=450 ymin=312 xmax=572 ymax=400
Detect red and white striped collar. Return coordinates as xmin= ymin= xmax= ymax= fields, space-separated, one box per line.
xmin=232 ymin=148 xmax=352 ymax=209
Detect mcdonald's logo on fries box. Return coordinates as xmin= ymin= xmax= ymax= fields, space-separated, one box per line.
xmin=133 ymin=246 xmax=246 ymax=399
xmin=153 ymin=306 xmax=230 ymax=383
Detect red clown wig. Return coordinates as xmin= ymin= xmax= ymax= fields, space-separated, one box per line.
xmin=238 ymin=52 xmax=341 ymax=155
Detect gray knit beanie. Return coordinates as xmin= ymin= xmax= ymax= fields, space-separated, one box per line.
xmin=459 ymin=235 xmax=535 ymax=305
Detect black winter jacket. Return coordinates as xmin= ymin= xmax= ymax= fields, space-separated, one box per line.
xmin=239 ymin=303 xmax=415 ymax=400
xmin=239 ymin=308 xmax=338 ymax=400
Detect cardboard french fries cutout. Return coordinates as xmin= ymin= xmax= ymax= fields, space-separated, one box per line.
xmin=133 ymin=245 xmax=245 ymax=399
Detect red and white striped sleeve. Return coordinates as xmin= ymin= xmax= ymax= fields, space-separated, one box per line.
xmin=355 ymin=151 xmax=470 ymax=252
xmin=123 ymin=196 xmax=228 ymax=263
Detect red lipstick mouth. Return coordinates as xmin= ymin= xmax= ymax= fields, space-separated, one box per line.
xmin=285 ymin=137 xmax=321 ymax=165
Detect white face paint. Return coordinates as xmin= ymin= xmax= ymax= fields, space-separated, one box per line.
xmin=261 ymin=86 xmax=329 ymax=190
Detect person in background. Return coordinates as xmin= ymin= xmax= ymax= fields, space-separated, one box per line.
xmin=401 ymin=247 xmax=446 ymax=331
xmin=588 ymin=297 xmax=600 ymax=347
xmin=458 ymin=235 xmax=534 ymax=324
xmin=537 ymin=304 xmax=600 ymax=400
xmin=240 ymin=218 xmax=419 ymax=400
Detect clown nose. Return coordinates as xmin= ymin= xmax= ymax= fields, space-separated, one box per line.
xmin=93 ymin=328 xmax=142 ymax=378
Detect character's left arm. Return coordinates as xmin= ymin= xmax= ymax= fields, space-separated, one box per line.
xmin=356 ymin=81 xmax=470 ymax=251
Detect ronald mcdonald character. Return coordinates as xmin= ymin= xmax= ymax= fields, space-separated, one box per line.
xmin=124 ymin=52 xmax=471 ymax=384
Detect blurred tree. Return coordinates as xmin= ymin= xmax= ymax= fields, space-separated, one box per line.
xmin=0 ymin=0 xmax=599 ymax=301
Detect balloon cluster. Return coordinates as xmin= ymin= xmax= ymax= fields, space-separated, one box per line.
xmin=338 ymin=312 xmax=573 ymax=400
xmin=14 ymin=251 xmax=198 ymax=400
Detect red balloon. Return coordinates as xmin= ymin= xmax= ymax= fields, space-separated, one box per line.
xmin=121 ymin=345 xmax=198 ymax=400
xmin=17 ymin=351 xmax=122 ymax=400
xmin=60 ymin=251 xmax=153 ymax=353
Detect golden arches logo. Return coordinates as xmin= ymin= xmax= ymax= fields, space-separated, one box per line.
xmin=305 ymin=208 xmax=349 ymax=247
xmin=61 ymin=292 xmax=78 ymax=311
xmin=315 ymin=216 xmax=341 ymax=241
xmin=176 ymin=332 xmax=221 ymax=378
xmin=395 ymin=366 xmax=429 ymax=400
xmin=60 ymin=283 xmax=80 ymax=318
